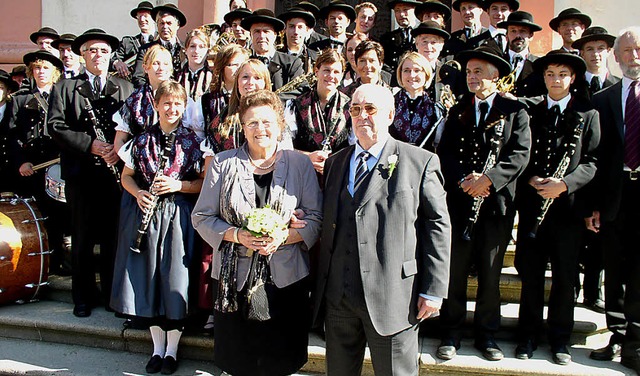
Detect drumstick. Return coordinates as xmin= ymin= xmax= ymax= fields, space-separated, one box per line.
xmin=32 ymin=158 xmax=60 ymax=171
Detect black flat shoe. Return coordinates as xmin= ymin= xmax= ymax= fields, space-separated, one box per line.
xmin=515 ymin=339 xmax=537 ymax=360
xmin=474 ymin=338 xmax=504 ymax=361
xmin=551 ymin=345 xmax=571 ymax=365
xmin=145 ymin=355 xmax=163 ymax=374
xmin=590 ymin=342 xmax=622 ymax=361
xmin=436 ymin=338 xmax=460 ymax=360
xmin=73 ymin=304 xmax=91 ymax=318
xmin=161 ymin=355 xmax=178 ymax=375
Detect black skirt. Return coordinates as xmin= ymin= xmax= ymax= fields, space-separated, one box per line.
xmin=213 ymin=277 xmax=311 ymax=376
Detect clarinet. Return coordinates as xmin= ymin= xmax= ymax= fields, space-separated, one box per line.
xmin=462 ymin=119 xmax=505 ymax=241
xmin=131 ymin=132 xmax=177 ymax=253
xmin=528 ymin=118 xmax=585 ymax=238
xmin=83 ymin=98 xmax=121 ymax=188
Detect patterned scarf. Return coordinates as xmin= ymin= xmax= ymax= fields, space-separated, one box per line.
xmin=391 ymin=90 xmax=437 ymax=145
xmin=119 ymin=83 xmax=155 ymax=136
xmin=293 ymin=87 xmax=350 ymax=152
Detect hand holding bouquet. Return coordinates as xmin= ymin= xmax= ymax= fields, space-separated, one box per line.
xmin=241 ymin=205 xmax=289 ymax=256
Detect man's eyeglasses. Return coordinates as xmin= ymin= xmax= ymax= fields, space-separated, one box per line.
xmin=348 ymin=103 xmax=378 ymax=117
xmin=86 ymin=47 xmax=111 ymax=55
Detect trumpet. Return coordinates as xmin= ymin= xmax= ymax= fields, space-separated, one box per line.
xmin=496 ymin=68 xmax=517 ymax=93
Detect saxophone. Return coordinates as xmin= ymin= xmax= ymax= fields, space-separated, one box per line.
xmin=131 ymin=132 xmax=177 ymax=253
xmin=274 ymin=71 xmax=317 ymax=95
xmin=462 ymin=119 xmax=505 ymax=241
xmin=528 ymin=116 xmax=585 ymax=238
xmin=83 ymin=98 xmax=122 ymax=190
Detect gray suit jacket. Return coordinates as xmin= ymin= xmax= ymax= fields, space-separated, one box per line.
xmin=313 ymin=137 xmax=451 ymax=336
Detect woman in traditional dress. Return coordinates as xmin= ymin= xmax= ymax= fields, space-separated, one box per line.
xmin=192 ymin=90 xmax=322 ymax=376
xmin=176 ymin=28 xmax=213 ymax=102
xmin=340 ymin=40 xmax=392 ymax=97
xmin=341 ymin=32 xmax=367 ymax=88
xmin=390 ymin=51 xmax=440 ymax=151
xmin=110 ymin=81 xmax=203 ymax=375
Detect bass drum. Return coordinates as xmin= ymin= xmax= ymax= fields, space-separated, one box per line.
xmin=0 ymin=193 xmax=49 ymax=304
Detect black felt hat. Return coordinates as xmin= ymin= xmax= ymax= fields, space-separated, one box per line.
xmin=319 ymin=1 xmax=356 ymax=22
xmin=9 ymin=65 xmax=26 ymax=78
xmin=51 ymin=33 xmax=77 ymax=50
xmin=241 ymin=9 xmax=286 ymax=32
xmin=296 ymin=1 xmax=320 ymax=14
xmin=572 ymin=26 xmax=616 ymax=50
xmin=224 ymin=7 xmax=253 ymax=25
xmin=483 ymin=0 xmax=519 ymax=11
xmin=497 ymin=11 xmax=542 ymax=32
xmin=451 ymin=0 xmax=484 ymax=12
xmin=71 ymin=28 xmax=120 ymax=55
xmin=23 ymin=50 xmax=65 ymax=71
xmin=278 ymin=8 xmax=316 ymax=28
xmin=29 ymin=27 xmax=60 ymax=44
xmin=549 ymin=8 xmax=592 ymax=32
xmin=457 ymin=45 xmax=511 ymax=77
xmin=533 ymin=50 xmax=587 ymax=77
xmin=0 ymin=69 xmax=19 ymax=93
xmin=416 ymin=1 xmax=452 ymax=22
xmin=411 ymin=21 xmax=451 ymax=41
xmin=387 ymin=0 xmax=423 ymax=9
xmin=151 ymin=3 xmax=187 ymax=27
xmin=130 ymin=1 xmax=154 ymax=18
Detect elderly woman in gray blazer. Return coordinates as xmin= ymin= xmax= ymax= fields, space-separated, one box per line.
xmin=192 ymin=89 xmax=322 ymax=376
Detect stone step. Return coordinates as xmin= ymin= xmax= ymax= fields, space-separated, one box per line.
xmin=466 ymin=266 xmax=552 ymax=304
xmin=0 ymin=299 xmax=631 ymax=376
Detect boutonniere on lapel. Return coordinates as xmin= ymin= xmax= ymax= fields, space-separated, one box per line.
xmin=387 ymin=154 xmax=399 ymax=178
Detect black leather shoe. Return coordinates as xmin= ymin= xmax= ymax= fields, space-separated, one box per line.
xmin=551 ymin=345 xmax=571 ymax=365
xmin=73 ymin=304 xmax=91 ymax=318
xmin=590 ymin=342 xmax=622 ymax=361
xmin=474 ymin=339 xmax=504 ymax=361
xmin=161 ymin=356 xmax=178 ymax=375
xmin=436 ymin=338 xmax=460 ymax=360
xmin=145 ymin=355 xmax=163 ymax=374
xmin=583 ymin=299 xmax=606 ymax=314
xmin=515 ymin=339 xmax=537 ymax=360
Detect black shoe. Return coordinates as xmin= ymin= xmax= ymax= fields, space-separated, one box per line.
xmin=72 ymin=304 xmax=91 ymax=318
xmin=551 ymin=344 xmax=571 ymax=365
xmin=583 ymin=299 xmax=606 ymax=314
xmin=515 ymin=339 xmax=537 ymax=360
xmin=436 ymin=338 xmax=460 ymax=360
xmin=474 ymin=338 xmax=504 ymax=361
xmin=145 ymin=355 xmax=163 ymax=374
xmin=161 ymin=356 xmax=178 ymax=375
xmin=590 ymin=342 xmax=622 ymax=361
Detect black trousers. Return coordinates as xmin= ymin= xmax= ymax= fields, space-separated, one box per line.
xmin=515 ymin=207 xmax=582 ymax=346
xmin=440 ymin=214 xmax=512 ymax=340
xmin=65 ymin=168 xmax=121 ymax=306
xmin=599 ymin=178 xmax=640 ymax=360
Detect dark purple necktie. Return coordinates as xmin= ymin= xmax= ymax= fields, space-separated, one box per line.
xmin=625 ymin=80 xmax=640 ymax=170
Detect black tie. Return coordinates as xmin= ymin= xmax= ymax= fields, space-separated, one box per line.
xmin=496 ymin=34 xmax=505 ymax=53
xmin=478 ymin=101 xmax=489 ymax=128
xmin=512 ymin=55 xmax=523 ymax=69
xmin=92 ymin=76 xmax=101 ymax=97
xmin=42 ymin=92 xmax=49 ymax=102
xmin=550 ymin=104 xmax=561 ymax=127
xmin=590 ymin=75 xmax=601 ymax=94
xmin=255 ymin=55 xmax=270 ymax=66
xmin=404 ymin=28 xmax=412 ymax=43
xmin=464 ymin=27 xmax=472 ymax=38
xmin=354 ymin=151 xmax=371 ymax=193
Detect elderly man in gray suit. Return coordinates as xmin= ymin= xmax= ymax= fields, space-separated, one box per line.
xmin=312 ymin=84 xmax=452 ymax=375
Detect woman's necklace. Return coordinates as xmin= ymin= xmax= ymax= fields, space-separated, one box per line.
xmin=248 ymin=148 xmax=277 ymax=170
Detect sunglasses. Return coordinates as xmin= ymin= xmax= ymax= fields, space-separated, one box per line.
xmin=348 ymin=103 xmax=378 ymax=117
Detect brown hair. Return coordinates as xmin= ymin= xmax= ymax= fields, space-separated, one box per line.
xmin=185 ymin=28 xmax=211 ymax=49
xmin=354 ymin=40 xmax=384 ymax=64
xmin=314 ymin=49 xmax=346 ymax=72
xmin=355 ymin=2 xmax=378 ymax=15
xmin=154 ymin=80 xmax=187 ymax=106
xmin=238 ymin=89 xmax=285 ymax=133
xmin=210 ymin=44 xmax=250 ymax=93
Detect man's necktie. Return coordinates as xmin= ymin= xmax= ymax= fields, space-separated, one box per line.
xmin=92 ymin=76 xmax=102 ymax=97
xmin=255 ymin=55 xmax=270 ymax=66
xmin=549 ymin=104 xmax=561 ymax=127
xmin=354 ymin=151 xmax=371 ymax=192
xmin=477 ymin=101 xmax=489 ymax=128
xmin=42 ymin=92 xmax=49 ymax=102
xmin=512 ymin=55 xmax=523 ymax=69
xmin=625 ymin=81 xmax=640 ymax=170
xmin=496 ymin=34 xmax=505 ymax=53
xmin=166 ymin=42 xmax=174 ymax=52
xmin=590 ymin=75 xmax=601 ymax=95
xmin=464 ymin=27 xmax=471 ymax=39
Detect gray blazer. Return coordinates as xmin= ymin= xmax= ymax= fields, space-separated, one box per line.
xmin=192 ymin=145 xmax=323 ymax=290
xmin=313 ymin=137 xmax=452 ymax=336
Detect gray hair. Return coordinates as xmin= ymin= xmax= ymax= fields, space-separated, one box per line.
xmin=352 ymin=83 xmax=395 ymax=114
xmin=614 ymin=26 xmax=640 ymax=53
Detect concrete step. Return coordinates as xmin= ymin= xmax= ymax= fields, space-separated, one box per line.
xmin=0 ymin=298 xmax=626 ymax=376
xmin=467 ymin=266 xmax=552 ymax=304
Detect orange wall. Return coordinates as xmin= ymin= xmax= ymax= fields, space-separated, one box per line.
xmin=0 ymin=0 xmax=42 ymax=67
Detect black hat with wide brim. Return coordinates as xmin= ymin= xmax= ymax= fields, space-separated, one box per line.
xmin=130 ymin=1 xmax=154 ymax=18
xmin=241 ymin=9 xmax=286 ymax=32
xmin=457 ymin=45 xmax=511 ymax=77
xmin=387 ymin=0 xmax=423 ymax=9
xmin=71 ymin=28 xmax=120 ymax=55
xmin=497 ymin=11 xmax=542 ymax=32
xmin=451 ymin=0 xmax=484 ymax=12
xmin=319 ymin=1 xmax=356 ymax=22
xmin=549 ymin=8 xmax=592 ymax=32
xmin=29 ymin=27 xmax=60 ymax=44
xmin=10 ymin=65 xmax=26 ymax=78
xmin=483 ymin=0 xmax=519 ymax=11
xmin=411 ymin=21 xmax=451 ymax=41
xmin=572 ymin=26 xmax=616 ymax=50
xmin=51 ymin=33 xmax=77 ymax=50
xmin=23 ymin=50 xmax=65 ymax=72
xmin=296 ymin=1 xmax=320 ymax=14
xmin=0 ymin=69 xmax=19 ymax=93
xmin=151 ymin=3 xmax=187 ymax=27
xmin=278 ymin=8 xmax=316 ymax=28
xmin=533 ymin=50 xmax=587 ymax=77
xmin=224 ymin=7 xmax=253 ymax=25
xmin=416 ymin=1 xmax=452 ymax=22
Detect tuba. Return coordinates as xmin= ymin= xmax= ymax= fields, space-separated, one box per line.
xmin=496 ymin=68 xmax=517 ymax=93
xmin=211 ymin=31 xmax=237 ymax=53
xmin=436 ymin=59 xmax=462 ymax=110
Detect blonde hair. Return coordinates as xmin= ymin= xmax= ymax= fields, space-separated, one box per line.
xmin=396 ymin=51 xmax=433 ymax=90
xmin=26 ymin=60 xmax=61 ymax=84
xmin=210 ymin=44 xmax=250 ymax=93
xmin=143 ymin=44 xmax=173 ymax=73
xmin=185 ymin=28 xmax=211 ymax=49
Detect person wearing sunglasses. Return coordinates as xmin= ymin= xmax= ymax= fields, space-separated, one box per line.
xmin=313 ymin=83 xmax=451 ymax=376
